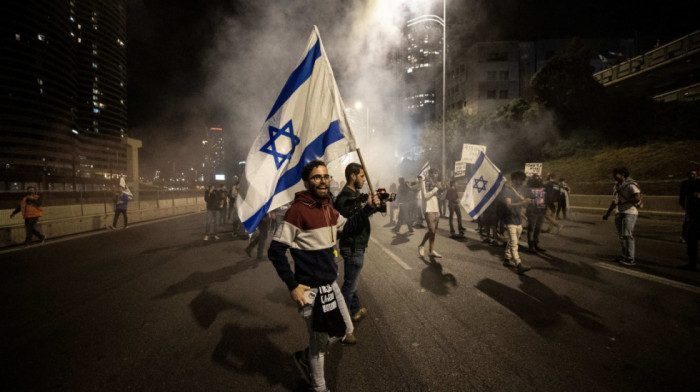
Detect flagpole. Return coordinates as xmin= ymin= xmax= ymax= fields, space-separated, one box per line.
xmin=355 ymin=148 xmax=375 ymax=195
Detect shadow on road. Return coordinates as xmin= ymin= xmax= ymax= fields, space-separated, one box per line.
xmin=154 ymin=258 xmax=262 ymax=299
xmin=189 ymin=290 xmax=251 ymax=329
xmin=212 ymin=323 xmax=307 ymax=391
xmin=419 ymin=258 xmax=458 ymax=296
xmin=390 ymin=233 xmax=411 ymax=245
xmin=475 ymin=277 xmax=607 ymax=336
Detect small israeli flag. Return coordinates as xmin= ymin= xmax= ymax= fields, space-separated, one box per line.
xmin=460 ymin=152 xmax=505 ymax=219
xmin=236 ymin=27 xmax=358 ymax=233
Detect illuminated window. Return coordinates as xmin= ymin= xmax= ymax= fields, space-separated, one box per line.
xmin=37 ymin=34 xmax=45 ymax=41
xmin=15 ymin=33 xmax=20 ymax=41
xmin=93 ymin=108 xmax=100 ymax=114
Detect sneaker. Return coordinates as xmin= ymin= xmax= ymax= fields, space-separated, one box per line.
xmin=204 ymin=235 xmax=210 ymax=241
xmin=516 ymin=263 xmax=531 ymax=274
xmin=503 ymin=259 xmax=517 ymax=268
xmin=342 ymin=332 xmax=357 ymax=345
xmin=292 ymin=350 xmax=311 ymax=385
xmin=352 ymin=307 xmax=368 ymax=322
xmin=429 ymin=250 xmax=442 ymax=258
xmin=40 ymin=235 xmax=46 ymax=244
xmin=619 ymin=259 xmax=636 ymax=266
xmin=418 ymin=246 xmax=425 ymax=256
xmin=213 ymin=235 xmax=220 ymax=240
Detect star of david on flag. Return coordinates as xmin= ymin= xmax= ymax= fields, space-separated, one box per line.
xmin=473 ymin=176 xmax=488 ymax=193
xmin=260 ymin=120 xmax=301 ymax=169
xmin=236 ymin=26 xmax=358 ymax=233
xmin=460 ymin=152 xmax=505 ymax=219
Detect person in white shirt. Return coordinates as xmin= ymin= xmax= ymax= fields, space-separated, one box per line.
xmin=603 ymin=167 xmax=642 ymax=266
xmin=418 ymin=168 xmax=445 ymax=258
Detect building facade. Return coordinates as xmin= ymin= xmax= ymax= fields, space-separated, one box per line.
xmin=0 ymin=0 xmax=128 ymax=191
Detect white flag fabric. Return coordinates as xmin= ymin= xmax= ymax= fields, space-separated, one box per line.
xmin=236 ymin=27 xmax=358 ymax=233
xmin=418 ymin=161 xmax=430 ymax=178
xmin=460 ymin=152 xmax=505 ymax=219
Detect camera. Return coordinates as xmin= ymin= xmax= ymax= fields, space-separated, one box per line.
xmin=342 ymin=188 xmax=396 ymax=214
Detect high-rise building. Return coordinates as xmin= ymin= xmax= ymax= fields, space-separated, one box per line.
xmin=403 ymin=16 xmax=443 ymax=125
xmin=0 ymin=0 xmax=128 ymax=190
xmin=202 ymin=127 xmax=225 ymax=183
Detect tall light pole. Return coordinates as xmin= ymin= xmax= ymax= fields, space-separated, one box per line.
xmin=355 ymin=101 xmax=369 ymax=139
xmin=407 ymin=1 xmax=446 ymax=178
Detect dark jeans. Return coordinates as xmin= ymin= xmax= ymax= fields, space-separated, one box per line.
xmin=526 ymin=212 xmax=545 ymax=246
xmin=247 ymin=216 xmax=271 ymax=258
xmin=394 ymin=204 xmax=413 ymax=232
xmin=113 ymin=209 xmax=128 ymax=227
xmin=339 ymin=246 xmax=365 ymax=317
xmin=24 ymin=217 xmax=43 ymax=244
xmin=448 ymin=202 xmax=464 ymax=233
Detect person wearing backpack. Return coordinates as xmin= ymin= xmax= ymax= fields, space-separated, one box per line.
xmin=603 ymin=167 xmax=642 ymax=266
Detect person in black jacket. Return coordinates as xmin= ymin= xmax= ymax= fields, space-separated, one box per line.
xmin=333 ymin=163 xmax=372 ymax=344
xmin=679 ymin=170 xmax=697 ymax=243
xmin=204 ymin=185 xmax=224 ymax=240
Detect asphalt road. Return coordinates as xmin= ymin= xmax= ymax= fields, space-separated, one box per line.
xmin=1 ymin=210 xmax=698 ymax=392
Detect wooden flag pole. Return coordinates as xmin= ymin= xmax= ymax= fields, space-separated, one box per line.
xmin=355 ymin=148 xmax=375 ymax=195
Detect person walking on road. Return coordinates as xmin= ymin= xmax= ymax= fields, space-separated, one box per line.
xmin=603 ymin=167 xmax=642 ymax=266
xmin=10 ymin=186 xmax=46 ymax=246
xmin=204 ymin=184 xmax=224 ymax=240
xmin=268 ymin=160 xmax=379 ymax=392
xmin=109 ymin=186 xmax=130 ymax=229
xmin=501 ymin=171 xmax=532 ymax=274
xmin=418 ymin=168 xmax=445 ymax=258
xmin=245 ymin=212 xmax=273 ymax=260
xmin=334 ymin=163 xmax=373 ymax=344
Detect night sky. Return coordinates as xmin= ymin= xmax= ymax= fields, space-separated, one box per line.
xmin=125 ymin=0 xmax=698 ymax=176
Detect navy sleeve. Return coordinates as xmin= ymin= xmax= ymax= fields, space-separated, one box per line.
xmin=268 ymin=240 xmax=297 ymax=291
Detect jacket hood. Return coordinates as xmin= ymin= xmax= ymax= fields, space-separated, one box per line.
xmin=294 ymin=190 xmax=332 ymax=209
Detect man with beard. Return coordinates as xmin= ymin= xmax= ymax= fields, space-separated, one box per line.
xmin=268 ymin=160 xmax=379 ymax=392
xmin=334 ymin=163 xmax=372 ymax=344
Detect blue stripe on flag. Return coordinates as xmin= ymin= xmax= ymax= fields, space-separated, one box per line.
xmin=468 ymin=173 xmax=503 ymax=218
xmin=266 ymin=40 xmax=322 ymax=121
xmin=471 ymin=152 xmax=485 ymax=175
xmin=242 ymin=120 xmax=345 ymax=232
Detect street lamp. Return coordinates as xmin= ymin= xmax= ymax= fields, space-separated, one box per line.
xmin=407 ymin=0 xmax=446 ymax=178
xmin=354 ymin=101 xmax=369 ymax=139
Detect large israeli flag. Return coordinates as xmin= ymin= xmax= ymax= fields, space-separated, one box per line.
xmin=236 ymin=27 xmax=358 ymax=233
xmin=460 ymin=152 xmax=505 ymax=219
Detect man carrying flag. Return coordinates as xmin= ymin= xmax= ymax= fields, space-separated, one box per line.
xmin=236 ymin=27 xmax=379 ymax=391
xmin=460 ymin=152 xmax=531 ymax=274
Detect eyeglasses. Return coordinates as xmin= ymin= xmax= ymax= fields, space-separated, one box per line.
xmin=309 ymin=174 xmax=332 ymax=183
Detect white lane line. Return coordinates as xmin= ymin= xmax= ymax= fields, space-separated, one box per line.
xmin=369 ymin=237 xmax=413 ymax=270
xmin=596 ymin=262 xmax=700 ymax=294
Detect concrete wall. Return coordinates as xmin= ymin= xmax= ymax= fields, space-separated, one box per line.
xmin=0 ymin=196 xmax=206 ymax=247
xmin=569 ymin=194 xmax=684 ymax=216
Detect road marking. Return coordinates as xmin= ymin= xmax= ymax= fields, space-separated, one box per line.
xmin=596 ymin=262 xmax=700 ymax=294
xmin=369 ymin=237 xmax=413 ymax=270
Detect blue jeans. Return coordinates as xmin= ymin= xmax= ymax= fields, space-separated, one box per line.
xmin=206 ymin=210 xmax=220 ymax=236
xmin=614 ymin=213 xmax=637 ymax=261
xmin=339 ymin=246 xmax=365 ymax=317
